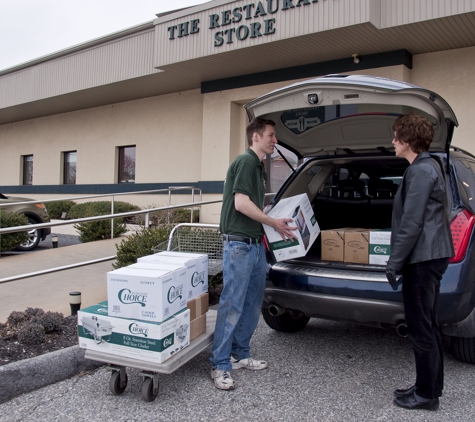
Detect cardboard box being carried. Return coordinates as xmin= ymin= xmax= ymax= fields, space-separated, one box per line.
xmin=137 ymin=252 xmax=208 ymax=301
xmin=78 ymin=302 xmax=190 ymax=364
xmin=264 ymin=193 xmax=320 ymax=262
xmin=369 ymin=229 xmax=391 ymax=265
xmin=107 ymin=266 xmax=186 ymax=322
xmin=344 ymin=228 xmax=370 ymax=264
xmin=321 ymin=228 xmax=346 ymax=261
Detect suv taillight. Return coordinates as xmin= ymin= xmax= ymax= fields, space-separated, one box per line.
xmin=450 ymin=209 xmax=475 ymax=263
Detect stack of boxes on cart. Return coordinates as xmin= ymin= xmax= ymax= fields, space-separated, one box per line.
xmin=77 ymin=251 xmax=209 ymax=364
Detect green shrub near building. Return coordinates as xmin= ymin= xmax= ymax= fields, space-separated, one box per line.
xmin=45 ymin=200 xmax=77 ymax=219
xmin=0 ymin=210 xmax=29 ymax=252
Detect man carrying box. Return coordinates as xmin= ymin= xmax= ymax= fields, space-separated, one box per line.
xmin=210 ymin=118 xmax=297 ymax=390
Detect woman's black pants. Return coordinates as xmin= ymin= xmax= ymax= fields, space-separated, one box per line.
xmin=402 ymin=258 xmax=449 ymax=399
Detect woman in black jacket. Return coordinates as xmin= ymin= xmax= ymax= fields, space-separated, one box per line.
xmin=386 ymin=113 xmax=454 ymax=411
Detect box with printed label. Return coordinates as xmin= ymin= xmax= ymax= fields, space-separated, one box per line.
xmin=369 ymin=229 xmax=391 ymax=265
xmin=187 ymin=293 xmax=209 ymax=320
xmin=344 ymin=228 xmax=370 ymax=264
xmin=138 ymin=252 xmax=208 ymax=300
xmin=321 ymin=229 xmax=346 ymax=261
xmin=78 ymin=302 xmax=190 ymax=364
xmin=107 ymin=266 xmax=186 ymax=322
xmin=263 ymin=193 xmax=320 ymax=262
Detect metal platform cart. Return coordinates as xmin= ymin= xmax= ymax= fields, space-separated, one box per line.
xmin=84 ymin=223 xmax=222 ymax=402
xmin=153 ymin=223 xmax=222 ymax=275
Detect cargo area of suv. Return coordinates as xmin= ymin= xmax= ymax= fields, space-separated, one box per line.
xmin=244 ymin=74 xmax=475 ymax=364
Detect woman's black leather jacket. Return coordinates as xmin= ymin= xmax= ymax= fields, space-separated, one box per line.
xmin=387 ymin=152 xmax=455 ymax=271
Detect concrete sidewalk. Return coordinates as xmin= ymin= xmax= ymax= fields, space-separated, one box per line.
xmin=0 ymin=237 xmax=120 ymax=322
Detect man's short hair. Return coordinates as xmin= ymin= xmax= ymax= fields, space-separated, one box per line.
xmin=246 ymin=118 xmax=276 ymax=147
xmin=392 ymin=113 xmax=434 ymax=153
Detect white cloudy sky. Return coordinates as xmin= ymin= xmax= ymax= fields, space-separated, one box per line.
xmin=0 ymin=0 xmax=208 ymax=71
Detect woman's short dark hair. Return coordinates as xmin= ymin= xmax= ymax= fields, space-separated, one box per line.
xmin=246 ymin=118 xmax=276 ymax=147
xmin=392 ymin=113 xmax=434 ymax=153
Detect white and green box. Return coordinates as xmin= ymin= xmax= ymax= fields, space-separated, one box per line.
xmin=107 ymin=266 xmax=186 ymax=322
xmin=78 ymin=302 xmax=190 ymax=364
xmin=263 ymin=193 xmax=320 ymax=262
xmin=369 ymin=229 xmax=391 ymax=265
xmin=138 ymin=252 xmax=208 ymax=300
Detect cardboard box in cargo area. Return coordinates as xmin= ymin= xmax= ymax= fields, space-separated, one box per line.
xmin=321 ymin=229 xmax=346 ymax=261
xmin=107 ymin=266 xmax=187 ymax=322
xmin=344 ymin=229 xmax=370 ymax=264
xmin=369 ymin=229 xmax=391 ymax=265
xmin=263 ymin=193 xmax=320 ymax=262
xmin=78 ymin=302 xmax=190 ymax=364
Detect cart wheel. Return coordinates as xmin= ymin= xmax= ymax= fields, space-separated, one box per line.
xmin=109 ymin=371 xmax=128 ymax=395
xmin=141 ymin=377 xmax=159 ymax=402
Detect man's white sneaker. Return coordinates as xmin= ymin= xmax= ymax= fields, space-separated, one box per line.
xmin=211 ymin=369 xmax=235 ymax=390
xmin=231 ymin=357 xmax=268 ymax=371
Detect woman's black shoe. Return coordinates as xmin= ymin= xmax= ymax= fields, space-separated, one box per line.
xmin=393 ymin=392 xmax=439 ymax=411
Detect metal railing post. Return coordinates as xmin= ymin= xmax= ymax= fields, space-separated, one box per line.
xmin=145 ymin=212 xmax=150 ymax=229
xmin=111 ymin=195 xmax=115 ymax=239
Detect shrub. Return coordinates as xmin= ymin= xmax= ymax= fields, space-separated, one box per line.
xmin=0 ymin=210 xmax=29 ymax=252
xmin=17 ymin=323 xmax=45 ymax=345
xmin=46 ymin=200 xmax=77 ymax=219
xmin=39 ymin=311 xmax=65 ymax=332
xmin=134 ymin=206 xmax=199 ymax=227
xmin=6 ymin=310 xmax=27 ymax=328
xmin=68 ymin=201 xmax=140 ymax=242
xmin=24 ymin=307 xmax=45 ymax=320
xmin=113 ymin=226 xmax=174 ymax=269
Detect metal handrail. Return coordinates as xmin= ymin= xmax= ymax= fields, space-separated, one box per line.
xmin=0 ymin=186 xmax=201 ymax=207
xmin=0 ymin=199 xmax=223 ymax=235
xmin=0 ymin=186 xmax=203 ymax=238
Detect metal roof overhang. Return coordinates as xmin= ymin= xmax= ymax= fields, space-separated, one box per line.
xmin=0 ymin=12 xmax=474 ymax=125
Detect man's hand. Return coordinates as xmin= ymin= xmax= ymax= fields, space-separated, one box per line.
xmin=385 ymin=265 xmax=402 ymax=291
xmin=272 ymin=218 xmax=298 ymax=241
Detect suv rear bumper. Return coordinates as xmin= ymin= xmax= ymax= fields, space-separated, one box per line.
xmin=263 ymin=287 xmax=405 ymax=327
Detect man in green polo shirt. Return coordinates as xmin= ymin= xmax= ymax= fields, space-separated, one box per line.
xmin=210 ymin=118 xmax=297 ymax=390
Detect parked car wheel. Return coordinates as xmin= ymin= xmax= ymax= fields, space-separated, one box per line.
xmin=261 ymin=307 xmax=310 ymax=333
xmin=15 ymin=217 xmax=41 ymax=251
xmin=450 ymin=336 xmax=475 ymax=364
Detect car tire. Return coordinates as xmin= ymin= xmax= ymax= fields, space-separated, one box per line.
xmin=261 ymin=307 xmax=310 ymax=333
xmin=15 ymin=217 xmax=41 ymax=251
xmin=450 ymin=335 xmax=475 ymax=364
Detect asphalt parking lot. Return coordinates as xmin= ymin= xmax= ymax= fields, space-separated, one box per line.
xmin=1 ymin=315 xmax=474 ymax=422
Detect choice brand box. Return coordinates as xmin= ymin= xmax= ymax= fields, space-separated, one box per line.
xmin=369 ymin=229 xmax=391 ymax=265
xmin=263 ymin=193 xmax=320 ymax=262
xmin=344 ymin=229 xmax=370 ymax=264
xmin=107 ymin=266 xmax=186 ymax=322
xmin=321 ymin=229 xmax=346 ymax=261
xmin=78 ymin=302 xmax=190 ymax=364
xmin=138 ymin=252 xmax=208 ymax=300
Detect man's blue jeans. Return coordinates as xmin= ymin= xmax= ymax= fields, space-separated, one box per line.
xmin=210 ymin=240 xmax=266 ymax=371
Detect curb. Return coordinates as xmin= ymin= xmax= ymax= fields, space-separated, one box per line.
xmin=0 ymin=345 xmax=104 ymax=404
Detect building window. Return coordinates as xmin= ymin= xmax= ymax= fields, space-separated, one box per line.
xmin=63 ymin=151 xmax=77 ymax=184
xmin=22 ymin=155 xmax=33 ymax=185
xmin=118 ymin=146 xmax=136 ymax=183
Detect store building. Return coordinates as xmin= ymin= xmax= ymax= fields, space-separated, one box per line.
xmin=1 ymin=0 xmax=475 ymax=223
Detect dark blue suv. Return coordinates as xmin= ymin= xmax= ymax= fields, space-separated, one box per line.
xmin=245 ymin=75 xmax=475 ymax=364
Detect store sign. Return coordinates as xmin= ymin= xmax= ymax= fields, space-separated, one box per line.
xmin=167 ymin=0 xmax=322 ymax=47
